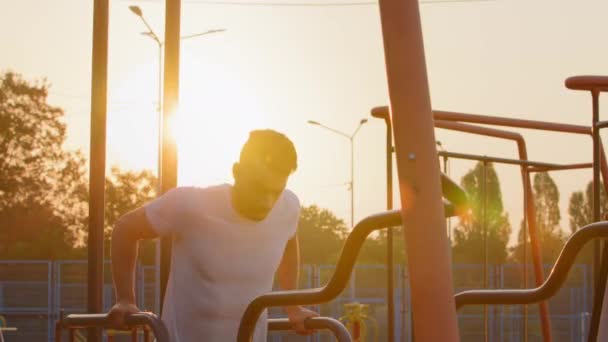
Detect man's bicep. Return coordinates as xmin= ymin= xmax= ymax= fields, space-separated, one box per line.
xmin=117 ymin=207 xmax=160 ymax=240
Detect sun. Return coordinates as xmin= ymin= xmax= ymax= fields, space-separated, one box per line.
xmin=172 ymin=52 xmax=273 ymax=187
xmin=108 ymin=49 xmax=273 ymax=186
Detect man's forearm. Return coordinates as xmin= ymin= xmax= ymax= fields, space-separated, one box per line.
xmin=278 ymin=237 xmax=300 ymax=291
xmin=111 ymin=223 xmax=139 ymax=304
xmin=278 ymin=237 xmax=303 ymax=314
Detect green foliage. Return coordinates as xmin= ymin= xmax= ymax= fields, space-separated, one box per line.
xmin=0 ymin=71 xmax=157 ymax=260
xmin=511 ymin=172 xmax=565 ymax=264
xmin=567 ymin=181 xmax=608 ymax=264
xmin=452 ymin=162 xmax=511 ymax=264
xmin=568 ymin=181 xmax=607 ymax=233
xmin=103 ymin=166 xmax=157 ymax=262
xmin=0 ymin=72 xmax=87 ymax=259
xmin=297 ymin=205 xmax=348 ymax=265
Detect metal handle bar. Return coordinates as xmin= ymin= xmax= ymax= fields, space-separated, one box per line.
xmin=237 ymin=209 xmax=403 ymax=341
xmin=268 ymin=317 xmax=351 ymax=342
xmin=55 ymin=312 xmax=170 ymax=342
xmin=455 ymin=221 xmax=608 ymax=308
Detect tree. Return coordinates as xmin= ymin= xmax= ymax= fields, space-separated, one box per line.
xmin=0 ymin=72 xmax=88 ymax=259
xmin=568 ymin=181 xmax=607 ymax=233
xmin=297 ymin=205 xmax=348 ymax=265
xmin=567 ymin=181 xmax=608 ymax=264
xmin=0 ymin=72 xmax=158 ymax=260
xmin=357 ymin=228 xmax=407 ymax=265
xmin=511 ymin=172 xmax=565 ymax=264
xmin=103 ymin=166 xmax=157 ymax=262
xmin=452 ymin=162 xmax=511 ymax=264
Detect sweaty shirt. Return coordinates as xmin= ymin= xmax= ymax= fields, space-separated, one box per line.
xmin=144 ymin=184 xmax=300 ymax=342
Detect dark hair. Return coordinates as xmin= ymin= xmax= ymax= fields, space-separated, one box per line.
xmin=239 ymin=129 xmax=298 ymax=175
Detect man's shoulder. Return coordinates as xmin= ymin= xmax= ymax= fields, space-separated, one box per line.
xmin=171 ymin=184 xmax=228 ymax=196
xmin=281 ymin=189 xmax=300 ymax=213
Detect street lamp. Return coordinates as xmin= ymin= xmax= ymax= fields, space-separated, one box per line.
xmin=129 ymin=5 xmax=226 ymax=186
xmin=129 ymin=5 xmax=225 ymax=313
xmin=307 ymin=118 xmax=368 ymax=228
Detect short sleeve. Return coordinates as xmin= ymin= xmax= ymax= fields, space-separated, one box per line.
xmin=284 ymin=190 xmax=301 ymax=239
xmin=144 ymin=187 xmax=196 ymax=236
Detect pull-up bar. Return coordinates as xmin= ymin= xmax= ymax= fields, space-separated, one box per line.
xmin=438 ymin=151 xmax=592 ymax=171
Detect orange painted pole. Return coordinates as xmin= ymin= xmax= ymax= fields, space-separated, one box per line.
xmin=88 ymin=1 xmax=109 ymax=341
xmin=159 ymin=0 xmax=181 ymax=309
xmin=377 ymin=0 xmax=460 ymax=340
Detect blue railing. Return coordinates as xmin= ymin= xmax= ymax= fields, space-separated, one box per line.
xmin=0 ymin=261 xmax=593 ymax=342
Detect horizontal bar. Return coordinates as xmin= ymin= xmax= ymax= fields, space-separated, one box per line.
xmin=268 ymin=317 xmax=351 ymax=342
xmin=438 ymin=151 xmax=580 ymax=169
xmin=370 ymin=106 xmax=591 ymax=134
xmin=56 ymin=313 xmax=170 ymax=342
xmin=596 ymin=121 xmax=608 ymax=130
xmin=454 ymin=221 xmax=608 ymax=308
xmin=527 ymin=163 xmax=593 ymax=173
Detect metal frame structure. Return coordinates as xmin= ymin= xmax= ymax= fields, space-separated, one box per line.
xmin=84 ymin=0 xmax=608 ymax=341
xmin=565 ymin=75 xmax=608 ymax=341
xmin=55 ymin=313 xmax=170 ymax=342
xmin=373 ymin=105 xmax=608 ymax=341
xmin=238 ymin=202 xmax=464 ymax=341
xmin=88 ymin=0 xmax=458 ymax=342
xmin=455 ymin=221 xmax=608 ymax=308
xmin=268 ymin=317 xmax=352 ymax=342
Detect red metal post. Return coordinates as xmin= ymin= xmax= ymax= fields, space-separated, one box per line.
xmin=377 ymin=0 xmax=460 ymax=339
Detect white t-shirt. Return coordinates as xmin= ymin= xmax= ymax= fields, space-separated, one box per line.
xmin=144 ymin=184 xmax=300 ymax=342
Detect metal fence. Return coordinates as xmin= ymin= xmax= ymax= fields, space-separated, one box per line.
xmin=0 ymin=261 xmax=592 ymax=341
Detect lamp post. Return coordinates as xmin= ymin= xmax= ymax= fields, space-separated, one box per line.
xmin=129 ymin=5 xmax=225 ymax=188
xmin=307 ymin=119 xmax=368 ymax=228
xmin=129 ymin=5 xmax=225 ymax=312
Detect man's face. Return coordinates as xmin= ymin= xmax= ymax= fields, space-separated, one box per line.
xmin=233 ymin=159 xmax=289 ymax=221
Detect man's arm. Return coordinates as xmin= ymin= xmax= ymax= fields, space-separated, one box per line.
xmin=277 ymin=235 xmax=300 ymax=294
xmin=108 ymin=207 xmax=159 ymax=328
xmin=277 ymin=234 xmax=318 ymax=335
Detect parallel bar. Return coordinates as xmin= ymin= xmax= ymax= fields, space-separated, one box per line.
xmin=87 ymin=1 xmax=109 ymax=341
xmin=438 ymin=151 xmax=571 ymax=169
xmin=527 ymin=163 xmax=592 ymax=173
xmin=378 ymin=0 xmax=460 ymax=339
xmin=160 ymin=0 xmax=181 ymax=310
xmin=372 ymin=106 xmax=592 ymax=135
xmin=596 ymin=121 xmax=608 ymax=130
xmin=238 ymin=203 xmax=461 ymax=341
xmin=268 ymin=318 xmax=351 ymax=342
xmin=455 ymin=221 xmax=608 ymax=308
xmin=55 ymin=313 xmax=170 ymax=342
xmin=435 ymin=110 xmax=591 ymax=135
xmin=237 ymin=210 xmax=403 ymax=341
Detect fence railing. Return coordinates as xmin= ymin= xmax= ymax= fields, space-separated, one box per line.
xmin=0 ymin=261 xmax=592 ymax=342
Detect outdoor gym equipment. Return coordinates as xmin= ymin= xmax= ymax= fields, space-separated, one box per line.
xmin=81 ymin=0 xmax=608 ymax=340
xmin=55 ymin=313 xmax=352 ymax=342
xmin=238 ymin=196 xmax=466 ymax=341
xmin=565 ymin=75 xmax=608 ymax=341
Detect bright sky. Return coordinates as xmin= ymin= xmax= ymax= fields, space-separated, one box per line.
xmin=2 ymin=0 xmax=608 ymax=246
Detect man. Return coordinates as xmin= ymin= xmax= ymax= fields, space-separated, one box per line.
xmin=108 ymin=129 xmax=318 ymax=341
